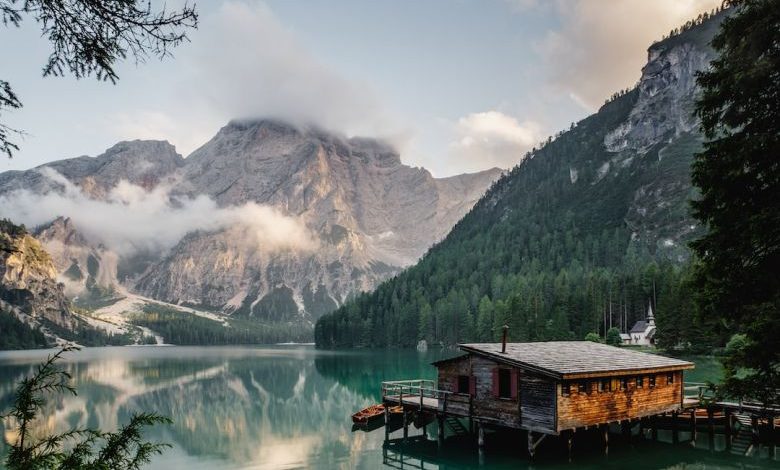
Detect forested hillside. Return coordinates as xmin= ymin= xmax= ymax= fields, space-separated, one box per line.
xmin=315 ymin=11 xmax=729 ymax=350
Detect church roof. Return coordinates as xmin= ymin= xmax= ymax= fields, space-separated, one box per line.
xmin=630 ymin=321 xmax=649 ymax=333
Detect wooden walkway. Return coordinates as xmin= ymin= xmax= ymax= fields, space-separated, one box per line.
xmin=384 ymin=394 xmax=439 ymax=411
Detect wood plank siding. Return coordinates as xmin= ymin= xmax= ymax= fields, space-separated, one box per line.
xmin=431 ymin=342 xmax=693 ymax=436
xmin=556 ymin=371 xmax=683 ymax=431
xmin=520 ymin=373 xmax=556 ymax=433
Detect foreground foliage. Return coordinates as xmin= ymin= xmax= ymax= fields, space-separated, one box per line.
xmin=691 ymin=0 xmax=780 ymax=405
xmin=0 ymin=0 xmax=198 ymax=157
xmin=2 ymin=347 xmax=171 ymax=469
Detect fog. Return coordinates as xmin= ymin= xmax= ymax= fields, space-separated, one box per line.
xmin=0 ymin=168 xmax=317 ymax=256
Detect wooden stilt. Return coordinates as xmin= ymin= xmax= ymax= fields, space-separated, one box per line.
xmin=724 ymin=409 xmax=732 ymax=445
xmin=384 ymin=406 xmax=390 ymax=441
xmin=566 ymin=430 xmax=573 ymax=460
xmin=477 ymin=423 xmax=485 ymax=448
xmin=528 ymin=431 xmax=535 ymax=458
xmin=690 ymin=409 xmax=697 ymax=443
xmin=751 ymin=415 xmax=759 ymax=444
xmin=601 ymin=424 xmax=609 ymax=455
xmin=622 ymin=420 xmax=631 ymax=441
xmin=651 ymin=415 xmax=658 ymax=440
xmin=403 ymin=409 xmax=409 ymax=443
xmin=672 ymin=411 xmax=679 ymax=444
xmin=707 ymin=408 xmax=715 ymax=437
xmin=437 ymin=415 xmax=444 ymax=447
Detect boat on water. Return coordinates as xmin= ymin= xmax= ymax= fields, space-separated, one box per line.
xmin=352 ymin=404 xmax=386 ymax=425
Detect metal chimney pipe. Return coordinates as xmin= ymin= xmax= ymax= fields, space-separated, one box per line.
xmin=501 ymin=325 xmax=509 ymax=353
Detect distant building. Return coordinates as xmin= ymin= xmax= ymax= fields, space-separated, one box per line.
xmin=623 ymin=303 xmax=656 ymax=346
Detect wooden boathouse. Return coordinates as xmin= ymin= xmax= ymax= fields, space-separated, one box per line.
xmin=382 ymin=341 xmax=695 ymax=455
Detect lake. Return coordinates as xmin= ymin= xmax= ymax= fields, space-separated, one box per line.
xmin=0 ymin=346 xmax=774 ymax=469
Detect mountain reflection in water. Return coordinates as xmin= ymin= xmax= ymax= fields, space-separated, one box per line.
xmin=0 ymin=346 xmax=774 ymax=470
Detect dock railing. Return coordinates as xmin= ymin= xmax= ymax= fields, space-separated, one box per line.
xmin=381 ymin=379 xmax=453 ymax=412
xmin=684 ymin=382 xmax=713 ymax=402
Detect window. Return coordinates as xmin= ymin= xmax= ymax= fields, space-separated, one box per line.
xmin=619 ymin=378 xmax=628 ymax=390
xmin=667 ymin=373 xmax=675 ymax=384
xmin=636 ymin=376 xmax=644 ymax=388
xmin=578 ymin=381 xmax=589 ymax=394
xmin=457 ymin=375 xmax=470 ymax=394
xmin=649 ymin=376 xmax=656 ymax=388
xmin=498 ymin=369 xmax=512 ymax=398
xmin=600 ymin=378 xmax=612 ymax=392
xmin=562 ymin=383 xmax=570 ymax=396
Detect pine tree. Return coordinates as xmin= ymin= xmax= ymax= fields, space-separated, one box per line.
xmin=691 ymin=0 xmax=780 ymax=404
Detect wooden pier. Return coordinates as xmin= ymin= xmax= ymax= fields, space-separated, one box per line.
xmin=375 ymin=342 xmax=779 ymax=459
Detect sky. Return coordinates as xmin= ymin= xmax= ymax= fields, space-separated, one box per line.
xmin=0 ymin=0 xmax=720 ymax=177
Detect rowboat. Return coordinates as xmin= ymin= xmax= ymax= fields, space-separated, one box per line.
xmin=352 ymin=404 xmax=386 ymax=425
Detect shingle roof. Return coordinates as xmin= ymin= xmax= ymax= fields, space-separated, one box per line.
xmin=459 ymin=341 xmax=693 ymax=379
xmin=630 ymin=321 xmax=649 ymax=333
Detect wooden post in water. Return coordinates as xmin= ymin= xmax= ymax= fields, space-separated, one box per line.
xmin=690 ymin=409 xmax=697 ymax=443
xmin=601 ymin=424 xmax=609 ymax=455
xmin=403 ymin=409 xmax=409 ymax=443
xmin=384 ymin=406 xmax=390 ymax=442
xmin=477 ymin=423 xmax=485 ymax=448
xmin=751 ymin=415 xmax=759 ymax=444
xmin=621 ymin=420 xmax=631 ymax=441
xmin=724 ymin=409 xmax=732 ymax=445
xmin=565 ymin=430 xmax=573 ymax=460
xmin=672 ymin=411 xmax=679 ymax=444
xmin=651 ymin=415 xmax=658 ymax=440
xmin=437 ymin=415 xmax=444 ymax=448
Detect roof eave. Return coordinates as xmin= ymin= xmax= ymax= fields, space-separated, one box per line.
xmin=561 ymin=362 xmax=696 ymax=380
xmin=458 ymin=344 xmax=563 ymax=380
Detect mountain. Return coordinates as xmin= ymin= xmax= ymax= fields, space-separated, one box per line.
xmin=0 ymin=219 xmax=73 ymax=331
xmin=315 ymin=11 xmax=729 ymax=349
xmin=135 ymin=120 xmax=500 ymax=320
xmin=0 ymin=121 xmax=500 ymax=333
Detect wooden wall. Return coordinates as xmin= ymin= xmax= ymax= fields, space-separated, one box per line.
xmin=520 ymin=373 xmax=556 ymax=433
xmin=436 ymin=357 xmax=471 ymax=417
xmin=556 ymin=371 xmax=683 ymax=431
xmin=435 ymin=354 xmax=557 ymax=432
xmin=471 ymin=355 xmax=522 ymax=428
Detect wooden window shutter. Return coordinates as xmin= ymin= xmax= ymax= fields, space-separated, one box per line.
xmin=510 ymin=369 xmax=519 ymax=399
xmin=469 ymin=375 xmax=476 ymax=397
xmin=492 ymin=368 xmax=499 ymax=398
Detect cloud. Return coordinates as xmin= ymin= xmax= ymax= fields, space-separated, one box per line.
xmin=449 ymin=111 xmax=542 ymax=172
xmin=0 ymin=168 xmax=317 ymax=256
xmin=537 ymin=0 xmax=722 ymax=110
xmin=100 ymin=0 xmax=404 ymax=158
xmin=188 ymin=1 xmax=396 ymax=141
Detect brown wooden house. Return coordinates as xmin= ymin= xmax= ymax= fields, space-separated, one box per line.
xmin=432 ymin=341 xmax=694 ymax=435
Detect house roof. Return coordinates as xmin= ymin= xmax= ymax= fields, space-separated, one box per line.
xmin=431 ymin=354 xmax=468 ymax=366
xmin=630 ymin=321 xmax=649 ymax=333
xmin=458 ymin=341 xmax=693 ymax=380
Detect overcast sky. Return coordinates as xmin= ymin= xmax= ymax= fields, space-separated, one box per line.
xmin=0 ymin=0 xmax=719 ymax=177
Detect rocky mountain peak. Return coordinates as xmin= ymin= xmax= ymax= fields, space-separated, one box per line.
xmin=0 ymin=219 xmax=73 ymax=329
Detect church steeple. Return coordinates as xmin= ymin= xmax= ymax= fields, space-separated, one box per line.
xmin=647 ymin=302 xmax=655 ymax=326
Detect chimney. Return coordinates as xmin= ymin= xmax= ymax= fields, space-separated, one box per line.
xmin=501 ymin=325 xmax=509 ymax=353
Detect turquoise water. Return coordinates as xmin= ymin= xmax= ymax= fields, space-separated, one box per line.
xmin=0 ymin=346 xmax=774 ymax=469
